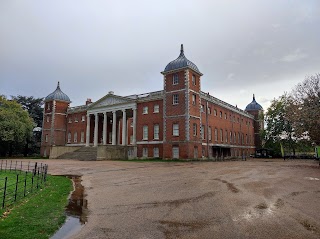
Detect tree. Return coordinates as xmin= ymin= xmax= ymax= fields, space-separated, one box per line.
xmin=263 ymin=93 xmax=297 ymax=156
xmin=0 ymin=96 xmax=34 ymax=157
xmin=289 ymin=74 xmax=320 ymax=145
xmin=11 ymin=95 xmax=44 ymax=127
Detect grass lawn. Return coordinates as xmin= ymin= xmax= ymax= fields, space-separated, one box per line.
xmin=0 ymin=171 xmax=72 ymax=239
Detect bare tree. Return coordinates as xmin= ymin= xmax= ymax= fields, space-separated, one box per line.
xmin=289 ymin=74 xmax=320 ymax=145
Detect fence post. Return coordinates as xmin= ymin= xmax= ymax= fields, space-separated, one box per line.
xmin=5 ymin=160 xmax=7 ymax=172
xmin=34 ymin=162 xmax=37 ymax=176
xmin=24 ymin=172 xmax=27 ymax=197
xmin=2 ymin=177 xmax=7 ymax=209
xmin=14 ymin=174 xmax=19 ymax=202
xmin=9 ymin=160 xmax=12 ymax=171
xmin=36 ymin=168 xmax=39 ymax=189
xmin=31 ymin=175 xmax=34 ymax=193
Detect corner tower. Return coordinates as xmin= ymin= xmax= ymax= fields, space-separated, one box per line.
xmin=245 ymin=94 xmax=264 ymax=150
xmin=161 ymin=44 xmax=203 ymax=159
xmin=41 ymin=82 xmax=71 ymax=157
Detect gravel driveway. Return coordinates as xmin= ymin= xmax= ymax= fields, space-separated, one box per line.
xmin=34 ymin=158 xmax=320 ymax=239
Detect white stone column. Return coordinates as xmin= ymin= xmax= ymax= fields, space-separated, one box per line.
xmin=122 ymin=109 xmax=127 ymax=146
xmin=112 ymin=111 xmax=116 ymax=145
xmin=94 ymin=113 xmax=99 ymax=147
xmin=103 ymin=112 xmax=107 ymax=145
xmin=86 ymin=114 xmax=91 ymax=146
xmin=132 ymin=108 xmax=137 ymax=145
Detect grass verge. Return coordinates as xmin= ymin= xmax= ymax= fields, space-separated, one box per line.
xmin=0 ymin=172 xmax=72 ymax=239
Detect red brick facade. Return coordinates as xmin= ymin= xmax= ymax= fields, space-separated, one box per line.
xmin=41 ymin=46 xmax=262 ymax=159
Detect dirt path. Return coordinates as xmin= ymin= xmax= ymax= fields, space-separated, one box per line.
xmin=27 ymin=159 xmax=320 ymax=238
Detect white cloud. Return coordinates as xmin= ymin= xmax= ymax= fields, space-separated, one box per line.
xmin=280 ymin=48 xmax=308 ymax=62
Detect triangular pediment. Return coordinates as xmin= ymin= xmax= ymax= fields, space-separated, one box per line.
xmin=88 ymin=93 xmax=133 ymax=109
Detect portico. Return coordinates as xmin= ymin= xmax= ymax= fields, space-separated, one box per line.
xmin=85 ymin=92 xmax=137 ymax=147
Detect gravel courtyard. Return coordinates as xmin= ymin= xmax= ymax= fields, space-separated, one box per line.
xmin=40 ymin=158 xmax=320 ymax=239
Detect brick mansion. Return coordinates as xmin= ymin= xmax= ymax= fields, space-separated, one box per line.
xmin=41 ymin=45 xmax=264 ymax=160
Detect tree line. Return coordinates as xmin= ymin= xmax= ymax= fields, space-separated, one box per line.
xmin=263 ymin=74 xmax=320 ymax=156
xmin=0 ymin=95 xmax=43 ymax=157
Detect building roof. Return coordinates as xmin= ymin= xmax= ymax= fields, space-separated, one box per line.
xmin=245 ymin=94 xmax=263 ymax=111
xmin=162 ymin=44 xmax=202 ymax=75
xmin=45 ymin=82 xmax=71 ymax=103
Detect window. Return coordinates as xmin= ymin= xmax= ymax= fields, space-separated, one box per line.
xmin=173 ymin=73 xmax=179 ymax=85
xmin=201 ymin=125 xmax=205 ymax=140
xmin=153 ymin=147 xmax=159 ymax=157
xmin=143 ymin=106 xmax=148 ymax=114
xmin=192 ymin=94 xmax=196 ymax=105
xmin=173 ymin=123 xmax=179 ymax=136
xmin=214 ymin=109 xmax=217 ymax=116
xmin=208 ymin=126 xmax=212 ymax=140
xmin=81 ymin=115 xmax=85 ymax=122
xmin=214 ymin=128 xmax=218 ymax=141
xmin=230 ymin=132 xmax=232 ymax=143
xmin=154 ymin=124 xmax=159 ymax=139
xmin=201 ymin=105 xmax=205 ymax=112
xmin=234 ymin=132 xmax=236 ymax=144
xmin=193 ymin=123 xmax=197 ymax=136
xmin=230 ymin=114 xmax=232 ymax=121
xmin=192 ymin=75 xmax=196 ymax=85
xmin=143 ymin=125 xmax=148 ymax=140
xmin=154 ymin=104 xmax=159 ymax=113
xmin=45 ymin=134 xmax=48 ymax=142
xmin=68 ymin=118 xmax=72 ymax=123
xmin=208 ymin=107 xmax=211 ymax=114
xmin=130 ymin=121 xmax=133 ymax=127
xmin=220 ymin=129 xmax=223 ymax=142
xmin=173 ymin=94 xmax=179 ymax=105
xmin=237 ymin=117 xmax=240 ymax=123
xmin=108 ymin=132 xmax=112 ymax=143
xmin=130 ymin=135 xmax=133 ymax=144
xmin=46 ymin=116 xmax=50 ymax=123
xmin=220 ymin=111 xmax=222 ymax=118
xmin=80 ymin=131 xmax=84 ymax=143
xmin=68 ymin=132 xmax=71 ymax=143
xmin=143 ymin=148 xmax=148 ymax=157
xmin=225 ymin=130 xmax=228 ymax=143
xmin=238 ymin=133 xmax=240 ymax=144
xmin=74 ymin=117 xmax=78 ymax=123
xmin=172 ymin=146 xmax=179 ymax=159
xmin=246 ymin=134 xmax=248 ymax=144
xmin=74 ymin=132 xmax=77 ymax=143
xmin=47 ymin=103 xmax=50 ymax=110
xmin=224 ymin=113 xmax=227 ymax=119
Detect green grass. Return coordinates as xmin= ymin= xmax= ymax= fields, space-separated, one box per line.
xmin=0 ymin=172 xmax=72 ymax=239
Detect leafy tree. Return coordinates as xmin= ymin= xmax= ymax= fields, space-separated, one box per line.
xmin=289 ymin=74 xmax=320 ymax=145
xmin=11 ymin=95 xmax=44 ymax=127
xmin=0 ymin=96 xmax=34 ymax=157
xmin=263 ymin=93 xmax=297 ymax=155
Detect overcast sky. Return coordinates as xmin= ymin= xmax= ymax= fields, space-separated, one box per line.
xmin=1 ymin=0 xmax=319 ymax=110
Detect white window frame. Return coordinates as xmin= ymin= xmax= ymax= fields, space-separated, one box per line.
xmin=45 ymin=134 xmax=48 ymax=142
xmin=74 ymin=117 xmax=78 ymax=123
xmin=67 ymin=132 xmax=71 ymax=143
xmin=201 ymin=125 xmax=205 ymax=140
xmin=208 ymin=126 xmax=212 ymax=141
xmin=173 ymin=94 xmax=179 ymax=105
xmin=153 ymin=147 xmax=159 ymax=158
xmin=81 ymin=115 xmax=85 ymax=122
xmin=153 ymin=104 xmax=159 ymax=113
xmin=172 ymin=146 xmax=179 ymax=159
xmin=193 ymin=123 xmax=197 ymax=136
xmin=214 ymin=128 xmax=218 ymax=141
xmin=173 ymin=73 xmax=179 ymax=85
xmin=192 ymin=94 xmax=196 ymax=105
xmin=80 ymin=131 xmax=84 ymax=143
xmin=192 ymin=75 xmax=196 ymax=85
xmin=68 ymin=118 xmax=72 ymax=123
xmin=154 ymin=124 xmax=159 ymax=139
xmin=220 ymin=129 xmax=223 ymax=142
xmin=143 ymin=125 xmax=148 ymax=140
xmin=46 ymin=116 xmax=50 ymax=123
xmin=143 ymin=147 xmax=148 ymax=157
xmin=143 ymin=106 xmax=148 ymax=114
xmin=173 ymin=123 xmax=179 ymax=136
xmin=74 ymin=132 xmax=77 ymax=143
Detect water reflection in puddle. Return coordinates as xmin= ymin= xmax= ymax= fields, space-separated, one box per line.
xmin=51 ymin=175 xmax=88 ymax=239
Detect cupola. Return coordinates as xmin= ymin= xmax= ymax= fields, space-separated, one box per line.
xmin=45 ymin=82 xmax=71 ymax=103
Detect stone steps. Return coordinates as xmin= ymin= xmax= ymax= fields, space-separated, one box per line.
xmin=57 ymin=147 xmax=97 ymax=161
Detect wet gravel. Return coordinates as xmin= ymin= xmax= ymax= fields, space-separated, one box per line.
xmin=25 ymin=158 xmax=320 ymax=239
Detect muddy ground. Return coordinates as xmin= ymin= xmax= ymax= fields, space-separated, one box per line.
xmin=34 ymin=158 xmax=320 ymax=238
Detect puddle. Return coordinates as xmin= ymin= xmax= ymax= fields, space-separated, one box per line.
xmin=304 ymin=177 xmax=319 ymax=181
xmin=51 ymin=175 xmax=88 ymax=239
